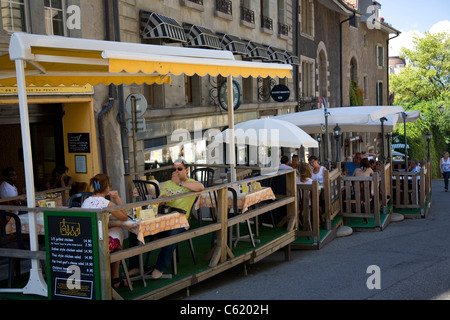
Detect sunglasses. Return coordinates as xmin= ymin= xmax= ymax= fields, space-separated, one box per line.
xmin=172 ymin=167 xmax=185 ymax=172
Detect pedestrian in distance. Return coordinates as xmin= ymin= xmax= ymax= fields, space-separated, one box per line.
xmin=440 ymin=151 xmax=450 ymax=192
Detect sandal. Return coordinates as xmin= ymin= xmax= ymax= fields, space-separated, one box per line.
xmin=112 ymin=278 xmax=129 ymax=289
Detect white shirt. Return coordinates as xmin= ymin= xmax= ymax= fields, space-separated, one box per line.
xmin=0 ymin=181 xmax=18 ymax=199
xmin=82 ymin=196 xmax=124 ymax=244
xmin=279 ymin=164 xmax=292 ymax=170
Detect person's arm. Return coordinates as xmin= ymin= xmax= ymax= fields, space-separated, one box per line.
xmin=107 ymin=191 xmax=128 ymax=221
xmin=180 ymin=180 xmax=204 ymax=192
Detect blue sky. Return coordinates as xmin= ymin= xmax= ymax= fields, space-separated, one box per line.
xmin=379 ymin=0 xmax=450 ymax=56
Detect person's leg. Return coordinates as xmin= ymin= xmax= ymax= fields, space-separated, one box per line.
xmin=444 ymin=172 xmax=450 ymax=191
xmin=127 ymin=232 xmax=140 ymax=273
xmin=153 ymin=228 xmax=186 ymax=278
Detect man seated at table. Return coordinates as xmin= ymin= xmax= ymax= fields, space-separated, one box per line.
xmin=344 ymin=153 xmax=362 ymax=177
xmin=148 ymin=158 xmax=204 ymax=279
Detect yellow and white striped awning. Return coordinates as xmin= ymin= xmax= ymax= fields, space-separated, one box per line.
xmin=0 ymin=33 xmax=292 ymax=87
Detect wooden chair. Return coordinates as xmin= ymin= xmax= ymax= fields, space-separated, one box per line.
xmin=0 ymin=211 xmax=26 ymax=288
xmin=68 ymin=192 xmax=93 ymax=208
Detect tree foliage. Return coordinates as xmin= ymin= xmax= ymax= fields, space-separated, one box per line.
xmin=390 ymin=32 xmax=450 ymax=177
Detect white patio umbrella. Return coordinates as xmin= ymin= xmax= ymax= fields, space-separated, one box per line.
xmin=219 ymin=118 xmax=318 ymax=149
xmin=274 ymin=106 xmax=406 ymax=133
xmin=274 ymin=105 xmax=405 ymax=163
xmin=216 ymin=118 xmax=318 ymax=176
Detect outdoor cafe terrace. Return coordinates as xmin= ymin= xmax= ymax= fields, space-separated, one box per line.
xmin=0 ymin=160 xmax=433 ymax=300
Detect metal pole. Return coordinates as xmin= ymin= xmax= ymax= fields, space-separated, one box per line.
xmin=321 ymin=97 xmax=330 ymax=168
xmin=15 ymin=59 xmax=47 ymax=297
xmin=402 ymin=112 xmax=408 ymax=171
xmin=227 ymin=76 xmax=236 ymax=182
xmin=380 ymin=117 xmax=386 ymax=162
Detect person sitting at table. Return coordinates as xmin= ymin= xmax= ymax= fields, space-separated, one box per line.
xmin=46 ymin=165 xmax=77 ymax=196
xmin=308 ymin=155 xmax=327 ymax=185
xmin=279 ymin=155 xmax=292 ymax=169
xmin=289 ymin=154 xmax=299 ymax=170
xmin=148 ymin=158 xmax=204 ymax=280
xmin=0 ymin=167 xmax=26 ymax=216
xmin=353 ymin=158 xmax=373 ymax=177
xmin=344 ymin=153 xmax=362 ymax=176
xmin=408 ymin=159 xmax=421 ymax=173
xmin=81 ymin=173 xmax=129 ymax=289
xmin=298 ymin=162 xmax=313 ymax=185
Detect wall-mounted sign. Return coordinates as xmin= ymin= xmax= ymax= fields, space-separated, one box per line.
xmin=45 ymin=211 xmax=101 ymax=300
xmin=218 ymin=80 xmax=241 ymax=111
xmin=68 ymin=133 xmax=90 ymax=153
xmin=271 ymin=84 xmax=290 ymax=102
xmin=125 ymin=93 xmax=147 ymax=117
xmin=0 ymin=84 xmax=94 ymax=95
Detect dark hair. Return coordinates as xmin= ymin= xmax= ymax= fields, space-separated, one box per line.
xmin=90 ymin=173 xmax=111 ymax=194
xmin=360 ymin=158 xmax=370 ymax=169
xmin=308 ymin=155 xmax=318 ymax=162
xmin=2 ymin=167 xmax=15 ymax=179
xmin=52 ymin=165 xmax=68 ymax=177
xmin=281 ymin=156 xmax=289 ymax=164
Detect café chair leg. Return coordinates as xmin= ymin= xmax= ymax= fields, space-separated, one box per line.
xmin=120 ymin=259 xmax=134 ymax=291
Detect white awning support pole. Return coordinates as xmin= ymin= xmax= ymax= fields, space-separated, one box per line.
xmin=15 ymin=59 xmax=48 ymax=297
xmin=227 ymin=75 xmax=236 ymax=182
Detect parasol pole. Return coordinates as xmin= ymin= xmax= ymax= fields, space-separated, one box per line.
xmin=227 ymin=75 xmax=236 ymax=182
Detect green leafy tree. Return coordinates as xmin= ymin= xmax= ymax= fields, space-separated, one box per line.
xmin=390 ymin=32 xmax=450 ymax=177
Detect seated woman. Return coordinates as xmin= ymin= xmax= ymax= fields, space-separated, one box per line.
xmin=353 ymin=158 xmax=373 ymax=177
xmin=81 ymin=173 xmax=129 ymax=289
xmin=149 ymin=158 xmax=204 ymax=280
xmin=308 ymin=155 xmax=327 ymax=185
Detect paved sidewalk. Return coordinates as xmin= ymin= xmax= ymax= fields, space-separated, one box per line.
xmin=179 ymin=179 xmax=450 ymax=300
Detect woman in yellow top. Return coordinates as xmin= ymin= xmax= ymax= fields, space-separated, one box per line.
xmin=150 ymin=158 xmax=204 ymax=279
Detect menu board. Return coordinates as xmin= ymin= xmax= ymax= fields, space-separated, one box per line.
xmin=44 ymin=211 xmax=100 ymax=300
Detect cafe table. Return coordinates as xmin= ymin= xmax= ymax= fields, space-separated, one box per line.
xmin=195 ymin=187 xmax=276 ymax=247
xmin=195 ymin=187 xmax=276 ymax=214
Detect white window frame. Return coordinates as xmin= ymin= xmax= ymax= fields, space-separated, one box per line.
xmin=44 ymin=0 xmax=67 ymax=36
xmin=300 ymin=0 xmax=314 ymax=40
xmin=301 ymin=56 xmax=315 ymax=98
xmin=376 ymin=43 xmax=385 ymax=68
xmin=1 ymin=0 xmax=29 ymax=33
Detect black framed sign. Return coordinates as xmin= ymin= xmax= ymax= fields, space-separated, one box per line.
xmin=68 ymin=133 xmax=90 ymax=153
xmin=44 ymin=211 xmax=101 ymax=300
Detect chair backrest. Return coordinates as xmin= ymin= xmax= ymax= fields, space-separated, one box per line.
xmin=68 ymin=192 xmax=93 ymax=208
xmin=191 ymin=168 xmax=214 ymax=187
xmin=227 ymin=187 xmax=238 ymax=216
xmin=0 ymin=211 xmax=24 ymax=249
xmin=133 ymin=180 xmax=160 ymax=201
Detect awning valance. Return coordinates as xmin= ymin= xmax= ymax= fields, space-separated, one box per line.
xmin=243 ymin=40 xmax=270 ymax=60
xmin=216 ymin=32 xmax=248 ymax=55
xmin=183 ymin=23 xmax=222 ymax=50
xmin=140 ymin=10 xmax=187 ymax=43
xmin=0 ymin=33 xmax=292 ymax=87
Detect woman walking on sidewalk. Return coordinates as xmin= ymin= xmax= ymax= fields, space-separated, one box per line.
xmin=440 ymin=151 xmax=450 ymax=192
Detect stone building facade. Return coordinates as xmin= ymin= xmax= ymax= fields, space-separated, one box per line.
xmin=0 ymin=0 xmax=399 ymax=199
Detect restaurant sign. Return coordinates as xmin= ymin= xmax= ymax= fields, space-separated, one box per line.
xmin=44 ymin=211 xmax=101 ymax=300
xmin=0 ymin=84 xmax=94 ymax=95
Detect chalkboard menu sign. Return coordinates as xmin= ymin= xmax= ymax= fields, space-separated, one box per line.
xmin=44 ymin=211 xmax=101 ymax=300
xmin=68 ymin=133 xmax=90 ymax=153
